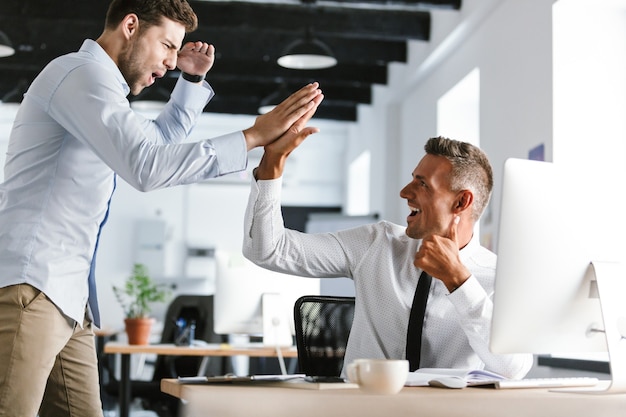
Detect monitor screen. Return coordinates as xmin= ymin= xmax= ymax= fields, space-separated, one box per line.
xmin=213 ymin=250 xmax=320 ymax=346
xmin=490 ymin=158 xmax=623 ymax=356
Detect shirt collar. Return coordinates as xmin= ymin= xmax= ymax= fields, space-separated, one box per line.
xmin=458 ymin=233 xmax=482 ymax=263
xmin=79 ymin=39 xmax=130 ymax=96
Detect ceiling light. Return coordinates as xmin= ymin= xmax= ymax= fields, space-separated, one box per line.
xmin=277 ymin=28 xmax=337 ymax=70
xmin=0 ymin=31 xmax=15 ymax=58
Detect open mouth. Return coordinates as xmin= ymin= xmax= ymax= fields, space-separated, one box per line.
xmin=409 ymin=206 xmax=421 ymax=217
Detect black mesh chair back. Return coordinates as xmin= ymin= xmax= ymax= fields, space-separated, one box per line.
xmin=294 ymin=295 xmax=355 ymax=377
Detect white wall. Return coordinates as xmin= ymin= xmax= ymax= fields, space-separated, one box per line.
xmin=349 ymin=0 xmax=555 ymax=251
xmin=553 ymin=0 xmax=626 ymax=264
xmin=4 ymin=0 xmax=614 ymax=332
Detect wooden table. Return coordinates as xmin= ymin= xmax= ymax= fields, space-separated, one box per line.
xmin=160 ymin=378 xmax=625 ymax=417
xmin=104 ymin=342 xmax=297 ymax=417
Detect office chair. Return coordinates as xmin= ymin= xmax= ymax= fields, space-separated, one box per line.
xmin=293 ymin=295 xmax=355 ymax=377
xmin=102 ymin=294 xmax=229 ymax=417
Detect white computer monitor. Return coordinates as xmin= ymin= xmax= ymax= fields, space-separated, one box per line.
xmin=490 ymin=158 xmax=626 ymax=393
xmin=213 ymin=250 xmax=320 ymax=347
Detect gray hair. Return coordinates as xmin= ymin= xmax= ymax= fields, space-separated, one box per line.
xmin=424 ymin=136 xmax=493 ymax=222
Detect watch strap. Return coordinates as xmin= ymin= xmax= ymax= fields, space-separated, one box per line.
xmin=181 ymin=72 xmax=205 ymax=83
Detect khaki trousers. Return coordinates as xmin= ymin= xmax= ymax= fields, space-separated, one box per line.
xmin=0 ymin=284 xmax=103 ymax=417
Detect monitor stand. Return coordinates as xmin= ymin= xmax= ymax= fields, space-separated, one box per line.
xmin=554 ymin=261 xmax=626 ymax=394
xmin=261 ymin=292 xmax=293 ymax=347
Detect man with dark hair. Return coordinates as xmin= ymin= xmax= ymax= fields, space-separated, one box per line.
xmin=0 ymin=0 xmax=322 ymax=415
xmin=243 ymin=133 xmax=532 ymax=380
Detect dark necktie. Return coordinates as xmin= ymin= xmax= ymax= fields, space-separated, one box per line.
xmin=406 ymin=271 xmax=432 ymax=371
xmin=87 ymin=175 xmax=116 ymax=328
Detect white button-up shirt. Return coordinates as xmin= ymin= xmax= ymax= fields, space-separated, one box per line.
xmin=0 ymin=40 xmax=247 ymax=325
xmin=243 ymin=176 xmax=533 ymax=379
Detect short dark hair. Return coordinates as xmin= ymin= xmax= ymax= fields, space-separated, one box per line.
xmin=104 ymin=0 xmax=198 ymax=32
xmin=424 ymin=136 xmax=494 ymax=222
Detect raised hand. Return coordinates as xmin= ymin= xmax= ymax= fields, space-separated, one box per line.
xmin=243 ymin=83 xmax=323 ymax=151
xmin=255 ymin=101 xmax=323 ymax=180
xmin=177 ymin=41 xmax=215 ymax=77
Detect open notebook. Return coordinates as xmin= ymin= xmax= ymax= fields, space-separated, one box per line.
xmin=405 ymin=368 xmax=600 ymax=390
xmin=405 ymin=368 xmax=505 ymax=387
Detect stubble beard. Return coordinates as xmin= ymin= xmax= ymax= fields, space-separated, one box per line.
xmin=119 ymin=39 xmax=146 ymax=96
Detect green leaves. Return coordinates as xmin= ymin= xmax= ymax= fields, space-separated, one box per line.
xmin=112 ymin=263 xmax=169 ymax=319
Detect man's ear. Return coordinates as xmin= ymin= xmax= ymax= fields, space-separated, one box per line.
xmin=453 ymin=190 xmax=473 ymax=214
xmin=121 ymin=14 xmax=140 ymax=40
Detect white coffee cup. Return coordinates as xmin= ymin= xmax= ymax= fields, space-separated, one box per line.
xmin=346 ymin=359 xmax=409 ymax=395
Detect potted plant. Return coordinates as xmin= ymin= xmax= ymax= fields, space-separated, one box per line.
xmin=113 ymin=263 xmax=169 ymax=345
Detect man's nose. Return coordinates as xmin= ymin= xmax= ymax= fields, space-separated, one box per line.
xmin=165 ymin=51 xmax=177 ymax=71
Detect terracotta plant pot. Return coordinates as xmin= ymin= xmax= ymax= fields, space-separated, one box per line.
xmin=124 ymin=317 xmax=155 ymax=345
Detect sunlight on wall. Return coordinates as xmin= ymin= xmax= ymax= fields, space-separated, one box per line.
xmin=437 ymin=67 xmax=480 ymax=146
xmin=553 ymin=0 xmax=626 ymax=167
xmin=436 ymin=67 xmax=484 ymax=245
xmin=346 ymin=150 xmax=371 ymax=215
xmin=553 ymin=0 xmax=626 ymax=262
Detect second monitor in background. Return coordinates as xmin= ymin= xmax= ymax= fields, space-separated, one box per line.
xmin=213 ymin=250 xmax=320 ymax=347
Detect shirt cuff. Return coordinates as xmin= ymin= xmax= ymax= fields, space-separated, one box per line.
xmin=208 ymin=131 xmax=247 ymax=175
xmin=256 ymin=177 xmax=283 ymax=202
xmin=170 ymin=76 xmax=214 ymax=109
xmin=446 ymin=275 xmax=489 ymax=311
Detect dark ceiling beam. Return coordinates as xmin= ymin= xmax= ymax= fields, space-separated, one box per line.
xmin=0 ymin=0 xmax=463 ymax=122
xmin=149 ymin=73 xmax=373 ymax=109
xmin=0 ymin=0 xmax=110 ymax=19
xmin=325 ymin=0 xmax=461 ymax=9
xmin=204 ymin=95 xmax=358 ymax=122
xmin=193 ymin=28 xmax=408 ymax=65
xmin=0 ymin=18 xmax=408 ymax=67
xmin=202 ymin=62 xmax=388 ymax=86
xmin=1 ymin=1 xmax=432 ymax=42
xmin=189 ymin=1 xmax=431 ymax=42
xmin=129 ymin=77 xmax=361 ymax=122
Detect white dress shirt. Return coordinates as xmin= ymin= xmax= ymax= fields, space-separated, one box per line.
xmin=0 ymin=40 xmax=247 ymax=325
xmin=243 ymin=176 xmax=533 ymax=379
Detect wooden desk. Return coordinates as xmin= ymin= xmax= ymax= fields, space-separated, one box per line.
xmin=161 ymin=379 xmax=625 ymax=417
xmin=104 ymin=342 xmax=297 ymax=417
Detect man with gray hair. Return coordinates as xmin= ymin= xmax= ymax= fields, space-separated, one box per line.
xmin=242 ymin=132 xmax=532 ymax=380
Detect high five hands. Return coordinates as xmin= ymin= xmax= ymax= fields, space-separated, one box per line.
xmin=245 ymin=82 xmax=323 ymax=153
xmin=255 ymin=86 xmax=324 ymax=180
